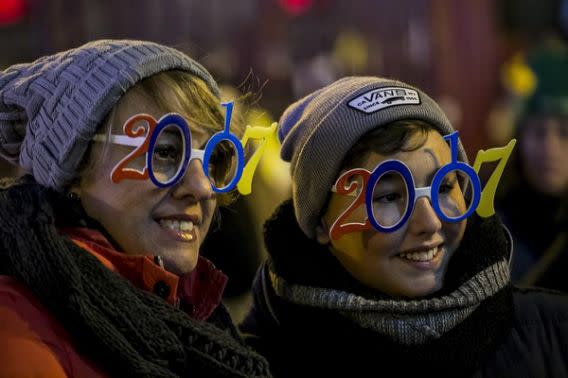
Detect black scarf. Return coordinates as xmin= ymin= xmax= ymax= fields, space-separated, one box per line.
xmin=0 ymin=180 xmax=271 ymax=378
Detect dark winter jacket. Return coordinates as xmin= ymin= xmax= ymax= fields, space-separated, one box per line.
xmin=242 ymin=200 xmax=568 ymax=378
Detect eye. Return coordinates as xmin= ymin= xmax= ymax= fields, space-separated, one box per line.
xmin=372 ymin=172 xmax=407 ymax=204
xmin=374 ymin=192 xmax=403 ymax=203
xmin=153 ymin=145 xmax=179 ymax=161
xmin=439 ymin=178 xmax=457 ymax=194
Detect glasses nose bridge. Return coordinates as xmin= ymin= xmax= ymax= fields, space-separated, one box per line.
xmin=414 ymin=186 xmax=433 ymax=205
xmin=189 ymin=148 xmax=205 ymax=165
xmin=184 ymin=151 xmax=210 ymax=183
xmin=186 ymin=148 xmax=210 ymax=182
xmin=184 ymin=148 xmax=221 ymax=194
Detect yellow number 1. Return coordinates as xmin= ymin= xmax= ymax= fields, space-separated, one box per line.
xmin=472 ymin=139 xmax=517 ymax=218
xmin=237 ymin=122 xmax=279 ymax=195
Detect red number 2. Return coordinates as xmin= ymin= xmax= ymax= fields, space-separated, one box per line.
xmin=329 ymin=168 xmax=372 ymax=240
xmin=110 ymin=114 xmax=157 ymax=183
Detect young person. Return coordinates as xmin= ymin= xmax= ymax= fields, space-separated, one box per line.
xmin=242 ymin=76 xmax=568 ymax=377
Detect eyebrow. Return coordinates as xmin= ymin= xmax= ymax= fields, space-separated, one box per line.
xmin=377 ymin=173 xmax=403 ymax=182
xmin=161 ymin=129 xmax=179 ymax=135
xmin=422 ymin=148 xmax=442 ymax=183
xmin=156 ymin=130 xmax=182 ymax=140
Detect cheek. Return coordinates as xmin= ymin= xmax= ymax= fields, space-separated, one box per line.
xmin=324 ymin=194 xmax=368 ymax=228
xmin=443 ymin=220 xmax=466 ymax=250
xmin=82 ymin=184 xmax=123 ymax=222
xmin=81 ymin=171 xmax=156 ymax=225
xmin=326 ymin=197 xmax=370 ymax=255
xmin=364 ymin=229 xmax=401 ymax=256
xmin=201 ymin=199 xmax=217 ymax=229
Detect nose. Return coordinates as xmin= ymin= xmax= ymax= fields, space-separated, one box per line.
xmin=170 ymin=159 xmax=214 ymax=201
xmin=407 ymin=197 xmax=442 ymax=235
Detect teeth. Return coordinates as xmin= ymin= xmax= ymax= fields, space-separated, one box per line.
xmin=159 ymin=219 xmax=194 ymax=233
xmin=399 ymin=247 xmax=439 ymax=261
xmin=180 ymin=221 xmax=194 ymax=231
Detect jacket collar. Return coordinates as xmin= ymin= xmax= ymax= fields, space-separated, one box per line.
xmin=61 ymin=227 xmax=227 ymax=321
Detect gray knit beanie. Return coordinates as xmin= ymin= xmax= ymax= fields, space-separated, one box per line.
xmin=0 ymin=39 xmax=220 ymax=190
xmin=278 ymin=76 xmax=467 ymax=239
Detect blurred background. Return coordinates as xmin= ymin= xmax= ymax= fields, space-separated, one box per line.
xmin=1 ymin=0 xmax=567 ymax=320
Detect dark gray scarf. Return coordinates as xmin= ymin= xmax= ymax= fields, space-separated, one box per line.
xmin=270 ymin=260 xmax=509 ymax=344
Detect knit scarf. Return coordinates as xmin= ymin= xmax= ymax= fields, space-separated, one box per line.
xmin=264 ymin=200 xmax=512 ymax=345
xmin=0 ymin=180 xmax=271 ymax=378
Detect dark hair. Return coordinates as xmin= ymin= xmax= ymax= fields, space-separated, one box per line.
xmin=318 ymin=120 xmax=436 ymax=218
xmin=341 ymin=119 xmax=435 ymax=170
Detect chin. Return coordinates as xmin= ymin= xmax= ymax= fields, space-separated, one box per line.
xmin=162 ymin=254 xmax=199 ymax=275
xmin=423 ymin=284 xmax=443 ymax=297
xmin=400 ymin=279 xmax=443 ymax=298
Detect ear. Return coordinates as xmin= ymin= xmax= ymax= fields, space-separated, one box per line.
xmin=315 ymin=217 xmax=331 ymax=245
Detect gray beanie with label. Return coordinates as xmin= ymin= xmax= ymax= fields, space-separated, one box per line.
xmin=278 ymin=76 xmax=467 ymax=239
xmin=0 ymin=39 xmax=219 ymax=190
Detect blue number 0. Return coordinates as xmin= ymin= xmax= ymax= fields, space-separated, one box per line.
xmin=147 ymin=113 xmax=192 ymax=188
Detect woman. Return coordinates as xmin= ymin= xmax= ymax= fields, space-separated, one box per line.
xmin=0 ymin=40 xmax=271 ymax=377
xmin=241 ymin=76 xmax=568 ymax=377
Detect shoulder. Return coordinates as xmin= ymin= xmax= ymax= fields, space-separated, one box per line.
xmin=509 ymin=286 xmax=568 ymax=359
xmin=240 ymin=262 xmax=282 ymax=343
xmin=0 ymin=275 xmax=50 ymax=319
xmin=0 ymin=276 xmax=70 ymax=378
xmin=512 ymin=286 xmax=568 ymax=325
xmin=481 ymin=286 xmax=568 ymax=376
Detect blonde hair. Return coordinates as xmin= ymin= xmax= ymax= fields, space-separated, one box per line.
xmin=76 ymin=70 xmax=242 ymax=206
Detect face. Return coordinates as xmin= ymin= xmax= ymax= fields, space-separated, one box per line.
xmin=75 ymin=88 xmax=217 ymax=275
xmin=317 ymin=130 xmax=467 ymax=298
xmin=520 ymin=116 xmax=568 ymax=196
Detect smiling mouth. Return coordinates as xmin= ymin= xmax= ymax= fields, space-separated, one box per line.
xmin=398 ymin=247 xmax=440 ymax=262
xmin=158 ymin=219 xmax=196 ymax=242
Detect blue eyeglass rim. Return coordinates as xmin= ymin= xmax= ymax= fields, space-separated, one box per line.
xmin=147 ymin=113 xmax=192 ymax=188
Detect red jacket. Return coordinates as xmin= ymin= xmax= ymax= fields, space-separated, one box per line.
xmin=0 ymin=227 xmax=228 ymax=377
